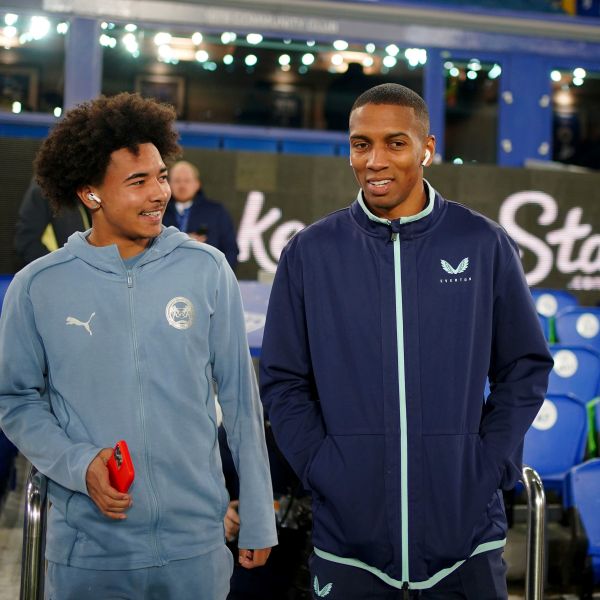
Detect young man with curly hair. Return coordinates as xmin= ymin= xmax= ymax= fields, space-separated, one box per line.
xmin=0 ymin=93 xmax=276 ymax=599
xmin=261 ymin=84 xmax=552 ymax=599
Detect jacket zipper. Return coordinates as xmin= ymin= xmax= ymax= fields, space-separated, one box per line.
xmin=127 ymin=268 xmax=163 ymax=564
xmin=391 ymin=230 xmax=410 ymax=585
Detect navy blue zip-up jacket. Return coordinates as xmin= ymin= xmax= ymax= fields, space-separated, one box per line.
xmin=162 ymin=191 xmax=239 ymax=270
xmin=260 ymin=182 xmax=552 ymax=589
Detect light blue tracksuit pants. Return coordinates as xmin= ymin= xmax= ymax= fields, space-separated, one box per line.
xmin=45 ymin=545 xmax=233 ymax=600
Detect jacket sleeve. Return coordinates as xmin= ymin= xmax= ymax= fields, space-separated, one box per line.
xmin=483 ymin=238 xmax=554 ymax=490
xmin=209 ymin=257 xmax=277 ymax=550
xmin=260 ymin=241 xmax=326 ymax=489
xmin=217 ymin=206 xmax=239 ymax=272
xmin=14 ymin=182 xmax=53 ymax=265
xmin=0 ymin=275 xmax=102 ymax=495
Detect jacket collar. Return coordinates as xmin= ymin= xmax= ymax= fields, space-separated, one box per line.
xmin=63 ymin=226 xmax=190 ymax=275
xmin=351 ymin=179 xmax=445 ymax=239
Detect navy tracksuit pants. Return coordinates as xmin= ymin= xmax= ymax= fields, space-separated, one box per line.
xmin=309 ymin=548 xmax=507 ymax=599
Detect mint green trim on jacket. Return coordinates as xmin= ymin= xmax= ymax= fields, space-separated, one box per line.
xmin=314 ymin=538 xmax=507 ymax=590
xmin=357 ymin=178 xmax=437 ymax=582
xmin=357 ymin=179 xmax=435 ymax=225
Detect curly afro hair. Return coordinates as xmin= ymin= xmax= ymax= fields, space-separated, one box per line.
xmin=35 ymin=92 xmax=181 ymax=211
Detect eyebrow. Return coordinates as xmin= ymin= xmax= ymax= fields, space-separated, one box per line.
xmin=350 ymin=132 xmax=409 ymax=141
xmin=123 ymin=166 xmax=168 ymax=183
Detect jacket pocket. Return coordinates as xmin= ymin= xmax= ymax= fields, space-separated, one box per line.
xmin=420 ymin=433 xmax=502 ymax=573
xmin=306 ymin=434 xmax=393 ymax=570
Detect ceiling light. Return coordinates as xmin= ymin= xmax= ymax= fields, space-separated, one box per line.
xmin=29 ymin=16 xmax=50 ymax=40
xmin=382 ymin=55 xmax=397 ymax=68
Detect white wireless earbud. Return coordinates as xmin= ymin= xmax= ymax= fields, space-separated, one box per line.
xmin=422 ymin=150 xmax=431 ymax=166
xmin=87 ymin=192 xmax=102 ymax=204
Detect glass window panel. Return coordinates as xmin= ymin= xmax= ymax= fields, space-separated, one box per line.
xmin=552 ymin=68 xmax=600 ymax=170
xmin=0 ymin=12 xmax=66 ymax=115
xmin=101 ymin=25 xmax=424 ymax=130
xmin=444 ymin=58 xmax=500 ymax=164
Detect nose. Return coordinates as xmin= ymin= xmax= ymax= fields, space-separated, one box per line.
xmin=150 ymin=177 xmax=171 ymax=202
xmin=366 ymin=145 xmax=388 ymax=171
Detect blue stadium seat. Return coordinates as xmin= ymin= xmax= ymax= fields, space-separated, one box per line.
xmin=538 ymin=314 xmax=549 ymax=341
xmin=0 ymin=274 xmax=17 ymax=502
xmin=565 ymin=459 xmax=600 ymax=584
xmin=548 ymin=345 xmax=600 ymax=404
xmin=0 ymin=274 xmax=12 ymax=313
xmin=523 ymin=394 xmax=588 ymax=497
xmin=556 ymin=306 xmax=600 ymax=354
xmin=548 ymin=345 xmax=600 ymax=456
xmin=530 ymin=288 xmax=578 ymax=319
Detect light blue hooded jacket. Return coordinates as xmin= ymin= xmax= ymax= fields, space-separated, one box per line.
xmin=0 ymin=227 xmax=277 ymax=569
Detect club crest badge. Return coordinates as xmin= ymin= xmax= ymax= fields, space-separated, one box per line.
xmin=166 ymin=297 xmax=195 ymax=330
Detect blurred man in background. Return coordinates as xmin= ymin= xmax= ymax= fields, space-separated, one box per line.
xmin=164 ymin=160 xmax=239 ymax=270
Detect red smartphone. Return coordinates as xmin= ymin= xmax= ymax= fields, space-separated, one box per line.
xmin=107 ymin=440 xmax=135 ymax=493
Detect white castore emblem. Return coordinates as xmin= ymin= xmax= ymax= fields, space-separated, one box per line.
xmin=166 ymin=297 xmax=195 ymax=330
xmin=66 ymin=312 xmax=95 ymax=336
xmin=441 ymin=258 xmax=469 ymax=275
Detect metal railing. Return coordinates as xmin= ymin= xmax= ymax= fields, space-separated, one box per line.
xmin=18 ymin=464 xmax=546 ymax=600
xmin=20 ymin=465 xmax=47 ymax=600
xmin=521 ymin=465 xmax=546 ymax=600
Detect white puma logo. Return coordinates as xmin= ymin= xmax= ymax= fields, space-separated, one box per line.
xmin=66 ymin=312 xmax=96 ymax=336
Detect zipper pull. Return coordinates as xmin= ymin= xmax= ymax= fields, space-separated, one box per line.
xmin=127 ymin=271 xmax=133 ymax=288
xmin=402 ymin=582 xmax=410 ymax=600
xmin=391 ymin=232 xmax=398 ymax=242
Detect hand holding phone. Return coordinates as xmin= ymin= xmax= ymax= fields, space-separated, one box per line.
xmin=107 ymin=440 xmax=135 ymax=493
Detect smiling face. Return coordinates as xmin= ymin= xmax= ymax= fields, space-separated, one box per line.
xmin=349 ymin=103 xmax=435 ymax=220
xmin=79 ymin=143 xmax=171 ymax=258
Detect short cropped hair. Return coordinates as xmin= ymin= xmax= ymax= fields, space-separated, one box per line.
xmin=170 ymin=160 xmax=201 ymax=181
xmin=350 ymin=83 xmax=430 ymax=137
xmin=35 ymin=93 xmax=181 ymax=210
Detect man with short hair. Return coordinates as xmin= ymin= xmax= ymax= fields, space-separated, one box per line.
xmin=0 ymin=93 xmax=276 ymax=599
xmin=260 ymin=83 xmax=552 ymax=599
xmin=164 ymin=160 xmax=239 ymax=270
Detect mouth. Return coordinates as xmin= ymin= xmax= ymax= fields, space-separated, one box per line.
xmin=366 ymin=178 xmax=393 ymax=194
xmin=139 ymin=208 xmax=164 ymax=223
